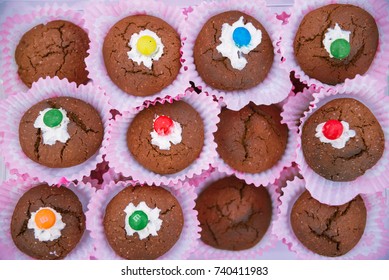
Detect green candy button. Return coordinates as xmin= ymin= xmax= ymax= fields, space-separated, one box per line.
xmin=330 ymin=39 xmax=350 ymax=60
xmin=129 ymin=210 xmax=148 ymax=231
xmin=43 ymin=109 xmax=63 ymax=128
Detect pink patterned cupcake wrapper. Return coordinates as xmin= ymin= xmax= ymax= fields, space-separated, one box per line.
xmin=0 ymin=77 xmax=111 ymax=185
xmin=181 ymin=0 xmax=291 ymax=111
xmin=84 ymin=0 xmax=187 ymax=111
xmin=86 ymin=180 xmax=199 ymax=260
xmin=0 ymin=3 xmax=87 ymax=96
xmin=281 ymin=0 xmax=389 ymax=89
xmin=296 ymin=75 xmax=389 ymax=205
xmin=272 ymin=177 xmax=389 ymax=259
xmin=191 ymin=169 xmax=279 ymax=260
xmin=0 ymin=175 xmax=95 ymax=260
xmin=281 ymin=85 xmax=319 ymax=132
xmin=104 ymin=91 xmax=219 ymax=186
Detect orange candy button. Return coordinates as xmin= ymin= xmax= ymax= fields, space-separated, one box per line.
xmin=35 ymin=208 xmax=56 ymax=229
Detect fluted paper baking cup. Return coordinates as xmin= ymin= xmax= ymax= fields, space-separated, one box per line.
xmin=191 ymin=169 xmax=279 ymax=260
xmin=104 ymin=91 xmax=219 ymax=186
xmin=181 ymin=0 xmax=290 ymax=110
xmin=0 ymin=77 xmax=111 ymax=185
xmin=296 ymin=76 xmax=389 ymax=205
xmin=0 ymin=3 xmax=87 ymax=96
xmin=272 ymin=177 xmax=389 ymax=259
xmin=0 ymin=176 xmax=95 ymax=260
xmin=280 ymin=0 xmax=389 ymax=89
xmin=84 ymin=0 xmax=186 ymax=111
xmin=86 ymin=180 xmax=199 ymax=260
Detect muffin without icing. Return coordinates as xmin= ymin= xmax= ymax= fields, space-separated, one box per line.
xmin=195 ymin=176 xmax=272 ymax=251
xmin=15 ymin=20 xmax=90 ymax=87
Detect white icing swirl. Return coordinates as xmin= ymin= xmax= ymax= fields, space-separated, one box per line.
xmin=33 ymin=108 xmax=70 ymax=145
xmin=216 ymin=16 xmax=262 ymax=70
xmin=127 ymin=29 xmax=164 ymax=69
xmin=323 ymin=23 xmax=351 ymax=58
xmin=124 ymin=201 xmax=162 ymax=240
xmin=150 ymin=115 xmax=182 ymax=150
xmin=27 ymin=207 xmax=66 ymax=242
xmin=315 ymin=120 xmax=356 ymax=149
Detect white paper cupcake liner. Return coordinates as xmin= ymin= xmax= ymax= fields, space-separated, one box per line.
xmin=191 ymin=169 xmax=279 ymax=260
xmin=86 ymin=180 xmax=199 ymax=260
xmin=181 ymin=0 xmax=291 ymax=110
xmin=104 ymin=91 xmax=219 ymax=186
xmin=272 ymin=177 xmax=389 ymax=259
xmin=84 ymin=0 xmax=187 ymax=111
xmin=0 ymin=3 xmax=88 ymax=96
xmin=281 ymin=0 xmax=389 ymax=89
xmin=0 ymin=175 xmax=95 ymax=260
xmin=0 ymin=77 xmax=111 ymax=186
xmin=296 ymin=76 xmax=389 ymax=205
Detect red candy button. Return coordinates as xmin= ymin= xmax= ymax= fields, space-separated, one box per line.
xmin=154 ymin=115 xmax=173 ymax=136
xmin=322 ymin=120 xmax=343 ymax=140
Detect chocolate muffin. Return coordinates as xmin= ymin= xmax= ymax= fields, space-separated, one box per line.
xmin=103 ymin=15 xmax=181 ymax=97
xmin=103 ymin=185 xmax=184 ymax=259
xmin=214 ymin=103 xmax=288 ymax=173
xmin=11 ymin=184 xmax=86 ymax=260
xmin=194 ymin=11 xmax=274 ymax=91
xmin=127 ymin=100 xmax=204 ymax=174
xmin=19 ymin=96 xmax=104 ymax=168
xmin=291 ymin=190 xmax=367 ymax=257
xmin=195 ymin=176 xmax=272 ymax=251
xmin=294 ymin=4 xmax=379 ymax=85
xmin=15 ymin=20 xmax=90 ymax=87
xmin=302 ymin=98 xmax=384 ymax=181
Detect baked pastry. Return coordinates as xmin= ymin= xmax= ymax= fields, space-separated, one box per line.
xmin=19 ymin=96 xmax=104 ymax=168
xmin=294 ymin=4 xmax=379 ymax=85
xmin=291 ymin=190 xmax=367 ymax=257
xmin=214 ymin=103 xmax=288 ymax=173
xmin=103 ymin=185 xmax=184 ymax=259
xmin=127 ymin=100 xmax=204 ymax=174
xmin=15 ymin=20 xmax=90 ymax=87
xmin=11 ymin=184 xmax=86 ymax=260
xmin=194 ymin=10 xmax=274 ymax=91
xmin=103 ymin=15 xmax=181 ymax=97
xmin=301 ymin=98 xmax=384 ymax=181
xmin=195 ymin=176 xmax=272 ymax=250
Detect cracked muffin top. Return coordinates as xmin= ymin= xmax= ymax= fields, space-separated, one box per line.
xmin=19 ymin=96 xmax=104 ymax=168
xmin=103 ymin=15 xmax=181 ymax=97
xmin=301 ymin=98 xmax=384 ymax=182
xmin=195 ymin=176 xmax=272 ymax=251
xmin=214 ymin=103 xmax=288 ymax=174
xmin=15 ymin=20 xmax=90 ymax=87
xmin=11 ymin=184 xmax=86 ymax=260
xmin=127 ymin=100 xmax=204 ymax=175
xmin=291 ymin=190 xmax=367 ymax=257
xmin=293 ymin=4 xmax=379 ymax=85
xmin=103 ymin=185 xmax=184 ymax=259
xmin=193 ymin=10 xmax=274 ymax=91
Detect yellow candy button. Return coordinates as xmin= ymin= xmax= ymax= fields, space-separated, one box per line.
xmin=136 ymin=35 xmax=157 ymax=56
xmin=35 ymin=208 xmax=56 ymax=230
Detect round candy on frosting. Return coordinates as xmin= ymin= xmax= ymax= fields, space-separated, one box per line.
xmin=34 ymin=107 xmax=70 ymax=145
xmin=153 ymin=115 xmax=174 ymax=136
xmin=43 ymin=109 xmax=64 ymax=128
xmin=322 ymin=119 xmax=344 ymax=140
xmin=330 ymin=39 xmax=351 ymax=60
xmin=129 ymin=210 xmax=149 ymax=231
xmin=28 ymin=207 xmax=66 ymax=242
xmin=232 ymin=26 xmax=251 ymax=47
xmin=136 ymin=35 xmax=158 ymax=57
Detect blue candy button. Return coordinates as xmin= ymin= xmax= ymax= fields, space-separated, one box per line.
xmin=232 ymin=27 xmax=251 ymax=47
